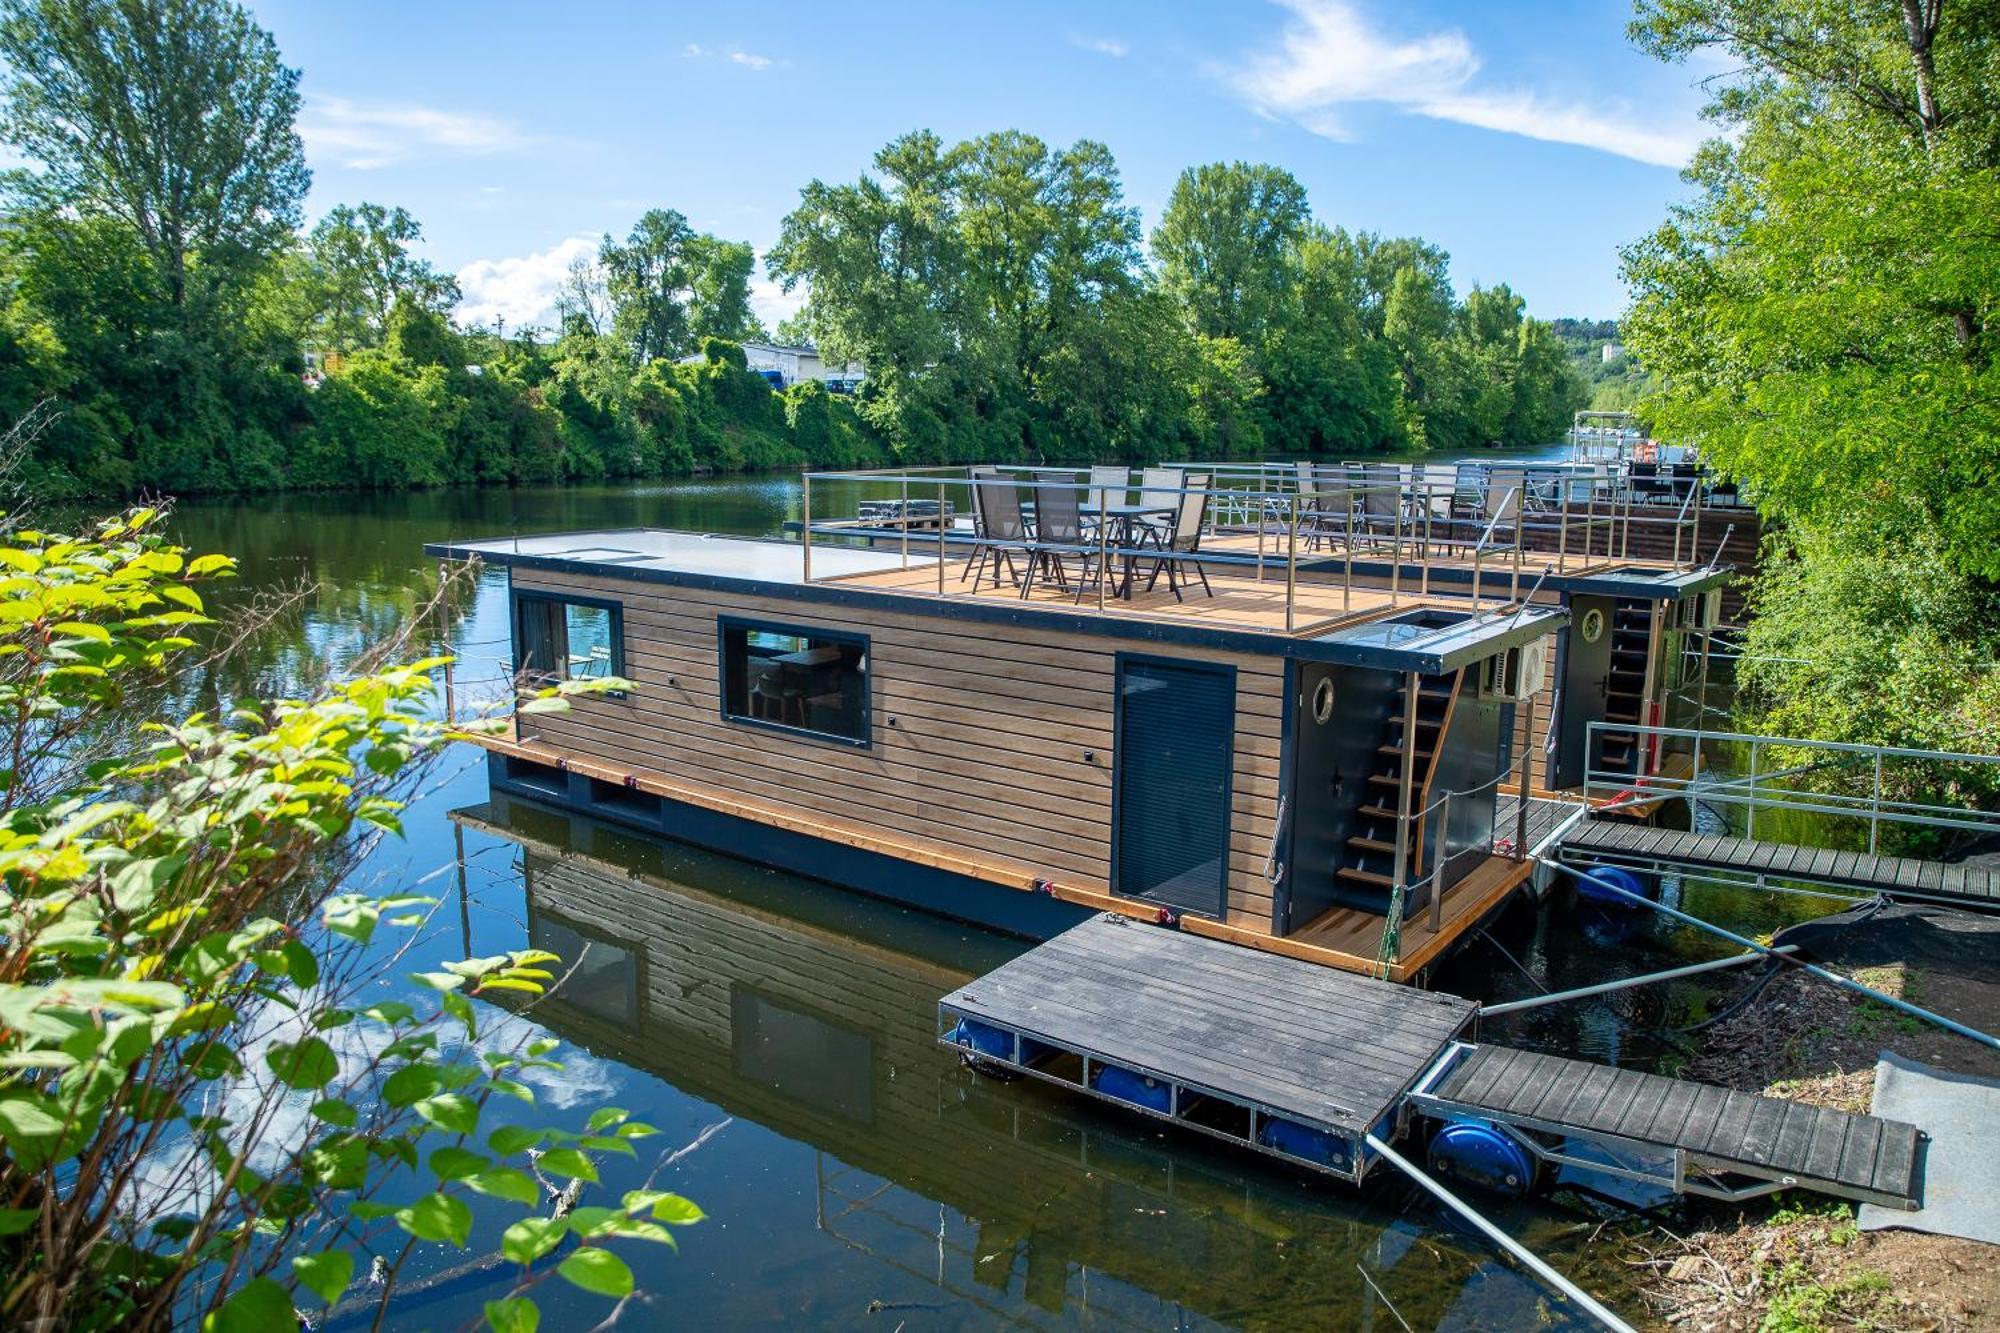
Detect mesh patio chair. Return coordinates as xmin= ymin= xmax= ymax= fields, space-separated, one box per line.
xmin=1293 ymin=462 xmax=1350 ymax=552
xmin=1134 ymin=467 xmax=1185 ymax=543
xmin=964 ymin=468 xmax=1028 ymax=589
xmin=1346 ymin=464 xmax=1404 ymax=550
xmin=1020 ymin=479 xmax=1092 ymax=599
xmin=1139 ymin=472 xmax=1214 ymax=601
xmin=1087 ymin=465 xmax=1129 ymax=526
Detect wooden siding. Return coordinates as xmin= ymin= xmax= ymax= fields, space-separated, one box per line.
xmin=509 ymin=567 xmax=1288 ymax=929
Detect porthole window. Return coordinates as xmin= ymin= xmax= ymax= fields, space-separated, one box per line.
xmin=1311 ymin=677 xmax=1336 ymax=724
xmin=1580 ymin=608 xmax=1606 ymax=644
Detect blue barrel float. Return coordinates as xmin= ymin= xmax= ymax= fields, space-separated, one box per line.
xmin=948 ymin=1018 xmax=1054 ymax=1068
xmin=1089 ymin=1062 xmax=1173 ymax=1114
xmin=1574 ymin=863 xmax=1655 ymax=908
xmin=1256 ymin=1117 xmax=1352 ymax=1172
xmin=1428 ymin=1119 xmax=1538 ymax=1197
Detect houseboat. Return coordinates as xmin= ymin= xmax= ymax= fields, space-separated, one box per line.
xmin=429 ymin=468 xmax=1592 ymax=983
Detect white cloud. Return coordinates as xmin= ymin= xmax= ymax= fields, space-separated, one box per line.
xmin=751 ymin=272 xmax=806 ymax=333
xmin=300 ymin=95 xmax=545 ymax=170
xmin=457 ymin=234 xmax=600 ymax=333
xmin=1072 ymin=35 xmax=1129 ymax=58
xmin=1226 ymin=1 xmax=1700 ymax=168
xmin=684 ymin=42 xmax=779 ymax=71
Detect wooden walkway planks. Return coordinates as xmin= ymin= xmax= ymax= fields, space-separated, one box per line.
xmin=942 ymin=913 xmax=1475 ymax=1133
xmin=1432 ymin=1045 xmax=1924 ymax=1208
xmin=1560 ymin=819 xmax=1999 ymax=903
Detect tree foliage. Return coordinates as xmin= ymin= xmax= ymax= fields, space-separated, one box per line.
xmin=0 ymin=504 xmax=700 ymax=1329
xmin=1622 ymin=0 xmax=2000 ymax=764
xmin=0 ymin=0 xmax=308 ymax=310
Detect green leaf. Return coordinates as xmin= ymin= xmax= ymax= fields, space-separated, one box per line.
xmin=381 ymin=1065 xmax=440 ymax=1108
xmin=648 ymin=1193 xmax=705 ymax=1226
xmin=202 ymin=1277 xmax=294 ymax=1332
xmin=265 ymin=1037 xmax=337 ymax=1090
xmin=484 ymin=1298 xmax=541 ymax=1333
xmin=488 ymin=1123 xmax=546 ymax=1156
xmin=501 ymin=1216 xmax=567 ymax=1266
xmin=558 ymin=1246 xmax=633 ymax=1299
xmin=429 ymin=1145 xmax=488 ymax=1180
xmin=291 ymin=1250 xmax=354 ymax=1307
xmin=0 ymin=1208 xmax=37 ymax=1236
xmin=585 ymin=1106 xmax=628 ymax=1133
xmin=395 ymin=1192 xmax=473 ymax=1248
xmin=415 ymin=1092 xmax=478 ymax=1135
xmin=309 ymin=1098 xmax=357 ymax=1129
xmin=535 ymin=1146 xmax=597 ymax=1182
xmin=465 ymin=1166 xmax=543 ymax=1206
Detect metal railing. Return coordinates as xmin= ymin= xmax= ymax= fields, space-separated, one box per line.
xmin=1584 ymin=723 xmax=2000 ymax=854
xmin=798 ymin=464 xmax=1548 ymax=636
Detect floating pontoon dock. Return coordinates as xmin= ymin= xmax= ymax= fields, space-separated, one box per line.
xmin=943 ymin=914 xmax=1925 ymax=1210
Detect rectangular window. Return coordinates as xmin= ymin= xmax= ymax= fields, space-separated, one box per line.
xmin=719 ymin=618 xmax=868 ymax=744
xmin=514 ymin=592 xmax=623 ymax=688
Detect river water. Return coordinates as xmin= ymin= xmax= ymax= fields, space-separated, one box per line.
xmin=144 ymin=468 xmax=1815 ymax=1331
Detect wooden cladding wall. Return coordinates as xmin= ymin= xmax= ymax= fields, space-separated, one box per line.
xmin=509 ymin=568 xmax=1289 ymax=930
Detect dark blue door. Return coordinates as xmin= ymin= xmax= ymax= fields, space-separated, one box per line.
xmin=1113 ymin=657 xmax=1234 ymax=917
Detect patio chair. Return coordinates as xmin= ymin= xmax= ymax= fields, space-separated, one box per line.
xmin=1295 ymin=463 xmax=1350 ymax=552
xmin=1020 ymin=479 xmax=1093 ymax=599
xmin=1139 ymin=472 xmax=1214 ymax=601
xmin=1346 ymin=464 xmax=1404 ymax=550
xmin=1134 ymin=467 xmax=1184 ymax=543
xmin=964 ymin=468 xmax=1028 ymax=589
xmin=1087 ymin=465 xmax=1129 ymax=526
xmin=1478 ymin=469 xmax=1524 ymax=552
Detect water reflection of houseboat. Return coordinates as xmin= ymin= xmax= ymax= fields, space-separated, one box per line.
xmin=455 ymin=796 xmax=1537 ymax=1329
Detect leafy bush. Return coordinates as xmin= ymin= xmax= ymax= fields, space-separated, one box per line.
xmin=0 ymin=508 xmax=699 ymax=1329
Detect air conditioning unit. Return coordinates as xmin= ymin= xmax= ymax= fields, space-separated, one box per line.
xmin=1674 ymin=589 xmax=1722 ymax=631
xmin=1479 ymin=638 xmax=1551 ymax=703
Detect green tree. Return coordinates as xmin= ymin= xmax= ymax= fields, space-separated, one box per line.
xmin=0 ymin=0 xmax=309 ymax=309
xmin=303 ymin=202 xmax=460 ymax=353
xmin=687 ymin=235 xmax=762 ymax=344
xmin=1152 ymin=161 xmax=1310 ymax=342
xmin=1623 ymin=0 xmax=2000 ymax=578
xmin=600 ymin=208 xmax=694 ymax=362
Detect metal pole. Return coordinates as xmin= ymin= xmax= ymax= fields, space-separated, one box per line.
xmin=1557 ymin=477 xmax=1571 ymax=574
xmin=1363 ymin=1133 xmax=1638 ymax=1333
xmin=900 ymin=474 xmax=910 ymax=569
xmin=1394 ymin=672 xmax=1418 ymax=907
xmin=1343 ymin=500 xmax=1353 ymax=611
xmin=802 ymin=471 xmax=814 ymax=583
xmin=1515 ymin=716 xmax=1531 ymax=855
xmin=1870 ymin=753 xmax=1884 ymax=855
xmin=1551 ymin=862 xmax=2000 ymax=1054
xmin=1285 ymin=493 xmax=1298 ymax=634
xmin=1097 ymin=480 xmax=1109 ymax=614
xmin=1429 ymin=790 xmax=1450 ymax=933
xmin=937 ymin=481 xmax=948 ymax=597
xmin=1481 ymin=946 xmax=1799 ymax=1017
xmin=1389 ymin=480 xmax=1403 ymax=608
xmin=1747 ymin=740 xmax=1759 ymax=840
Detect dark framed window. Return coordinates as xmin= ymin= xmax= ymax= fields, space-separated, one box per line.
xmin=513 ymin=591 xmax=624 ymax=690
xmin=719 ymin=617 xmax=869 ymax=745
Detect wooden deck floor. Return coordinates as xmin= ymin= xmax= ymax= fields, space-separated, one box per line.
xmin=1289 ymin=854 xmax=1540 ymax=980
xmin=827 ymin=554 xmax=1411 ymax=637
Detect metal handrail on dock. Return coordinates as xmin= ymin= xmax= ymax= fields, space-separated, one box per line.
xmin=1585 ymin=722 xmax=2000 ymax=850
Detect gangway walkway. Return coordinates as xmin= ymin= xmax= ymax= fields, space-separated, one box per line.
xmin=1560 ymin=818 xmax=1998 ymax=904
xmin=1412 ymin=1043 xmax=1923 ymax=1209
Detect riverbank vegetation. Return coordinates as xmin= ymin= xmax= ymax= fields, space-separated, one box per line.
xmin=1622 ymin=0 xmax=2000 ymax=767
xmin=0 ymin=486 xmax=697 ymax=1328
xmin=0 ymin=0 xmax=1583 ymax=501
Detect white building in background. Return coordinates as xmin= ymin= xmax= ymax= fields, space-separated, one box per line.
xmin=1601 ymin=342 xmax=1624 ymax=363
xmin=684 ymin=341 xmax=865 ymax=392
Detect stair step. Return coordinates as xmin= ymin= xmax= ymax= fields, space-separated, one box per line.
xmin=1368 ymin=773 xmax=1405 ymax=787
xmin=1336 ymin=867 xmax=1395 ymax=887
xmin=1346 ymin=835 xmax=1400 ymax=854
xmin=1378 ymin=745 xmax=1435 ymax=761
xmin=1356 ymin=804 xmax=1403 ymax=821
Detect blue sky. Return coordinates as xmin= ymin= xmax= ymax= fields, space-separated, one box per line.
xmin=253 ymin=0 xmax=1715 ymax=331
